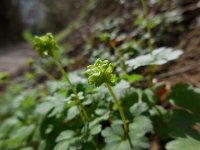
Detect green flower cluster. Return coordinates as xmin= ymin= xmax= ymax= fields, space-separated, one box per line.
xmin=85 ymin=58 xmax=116 ymax=86
xmin=33 ymin=33 xmax=58 ymax=57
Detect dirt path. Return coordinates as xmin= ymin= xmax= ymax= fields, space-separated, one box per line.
xmin=0 ymin=43 xmax=37 ymax=75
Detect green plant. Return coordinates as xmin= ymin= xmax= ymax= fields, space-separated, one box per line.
xmin=126 ymin=47 xmax=183 ymax=69
xmin=33 ymin=33 xmax=89 ymax=128
xmin=85 ymin=58 xmax=134 ymax=149
xmin=1 ymin=1 xmax=200 ymax=150
xmin=0 ymin=72 xmax=9 ymax=84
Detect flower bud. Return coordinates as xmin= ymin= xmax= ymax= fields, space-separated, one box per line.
xmin=85 ymin=58 xmax=116 ymax=86
xmin=33 ymin=33 xmax=58 ymax=58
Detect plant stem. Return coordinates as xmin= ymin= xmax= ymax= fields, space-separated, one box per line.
xmin=105 ymin=83 xmax=134 ymax=149
xmin=141 ymin=0 xmax=153 ymax=51
xmin=38 ymin=66 xmax=56 ymax=80
xmin=106 ymin=83 xmax=128 ymax=132
xmin=54 ymin=59 xmax=89 ymax=123
xmin=55 ymin=59 xmax=90 ymax=138
xmin=141 ymin=0 xmax=157 ymax=87
xmin=111 ymin=44 xmax=127 ymax=73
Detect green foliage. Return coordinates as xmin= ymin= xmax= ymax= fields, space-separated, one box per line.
xmin=126 ymin=47 xmax=183 ymax=69
xmin=168 ymin=84 xmax=200 ymax=115
xmin=120 ymin=74 xmax=143 ymax=83
xmin=134 ymin=13 xmax=162 ymax=30
xmin=0 ymin=72 xmax=9 ymax=84
xmin=0 ymin=1 xmax=197 ymax=150
xmin=2 ymin=66 xmax=200 ymax=150
xmin=129 ymin=102 xmax=148 ymax=116
xmin=166 ymin=136 xmax=200 ymax=150
xmin=102 ymin=115 xmax=152 ymax=150
xmin=22 ymin=29 xmax=34 ymax=43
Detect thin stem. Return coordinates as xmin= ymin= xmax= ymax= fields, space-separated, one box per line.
xmin=55 ymin=60 xmax=90 ymax=138
xmin=141 ymin=0 xmax=153 ymax=51
xmin=38 ymin=66 xmax=56 ymax=80
xmin=54 ymin=59 xmax=89 ymax=122
xmin=105 ymin=83 xmax=134 ymax=149
xmin=141 ymin=0 xmax=157 ymax=87
xmin=106 ymin=83 xmax=128 ymax=132
xmin=111 ymin=44 xmax=127 ymax=73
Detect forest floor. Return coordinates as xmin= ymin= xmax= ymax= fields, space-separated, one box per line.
xmin=0 ymin=43 xmax=36 ymax=76
xmin=157 ymin=27 xmax=200 ymax=87
xmin=0 ymin=0 xmax=200 ymax=88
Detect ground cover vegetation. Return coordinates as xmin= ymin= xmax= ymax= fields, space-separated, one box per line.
xmin=0 ymin=0 xmax=200 ymax=150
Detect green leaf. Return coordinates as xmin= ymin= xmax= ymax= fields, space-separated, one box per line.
xmin=67 ymin=106 xmax=79 ymax=120
xmin=54 ymin=136 xmax=81 ymax=150
xmin=0 ymin=125 xmax=35 ymax=149
xmin=168 ymin=110 xmax=200 ymax=139
xmin=37 ymin=140 xmax=46 ymax=150
xmin=99 ymin=32 xmax=111 ymax=42
xmin=0 ymin=117 xmax=21 ymax=139
xmin=120 ymin=74 xmax=143 ymax=83
xmin=56 ymin=130 xmax=76 ymax=142
xmin=102 ymin=123 xmax=129 ymax=150
xmin=168 ymin=84 xmax=200 ymax=115
xmin=47 ymin=81 xmax=67 ymax=94
xmin=126 ymin=47 xmax=183 ymax=69
xmin=113 ymin=80 xmax=130 ymax=99
xmin=129 ymin=116 xmax=153 ymax=150
xmin=35 ymin=101 xmax=54 ymax=116
xmin=68 ymin=71 xmax=87 ymax=85
xmin=35 ymin=95 xmax=67 ymax=118
xmin=166 ymin=136 xmax=200 ymax=150
xmin=20 ymin=147 xmax=34 ymax=150
xmin=0 ymin=72 xmax=9 ymax=83
xmin=90 ymin=124 xmax=102 ymax=135
xmin=143 ymin=88 xmax=157 ymax=105
xmin=129 ymin=102 xmax=148 ymax=116
xmin=54 ymin=140 xmax=71 ymax=150
xmin=149 ymin=106 xmax=170 ymax=138
xmin=89 ymin=112 xmax=109 ymax=136
xmin=102 ymin=116 xmax=153 ymax=150
xmin=148 ymin=16 xmax=162 ymax=28
xmin=95 ymin=108 xmax=108 ymax=115
xmin=13 ymin=91 xmax=36 ymax=110
xmin=134 ymin=14 xmax=162 ymax=29
xmin=119 ymin=40 xmax=141 ymax=55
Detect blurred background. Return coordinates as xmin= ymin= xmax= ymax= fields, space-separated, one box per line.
xmin=0 ymin=0 xmax=200 ymax=81
xmin=0 ymin=0 xmax=87 ymax=45
xmin=0 ymin=0 xmax=89 ymax=74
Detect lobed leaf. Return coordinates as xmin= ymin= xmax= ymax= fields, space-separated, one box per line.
xmin=126 ymin=47 xmax=183 ymax=69
xmin=166 ymin=136 xmax=200 ymax=150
